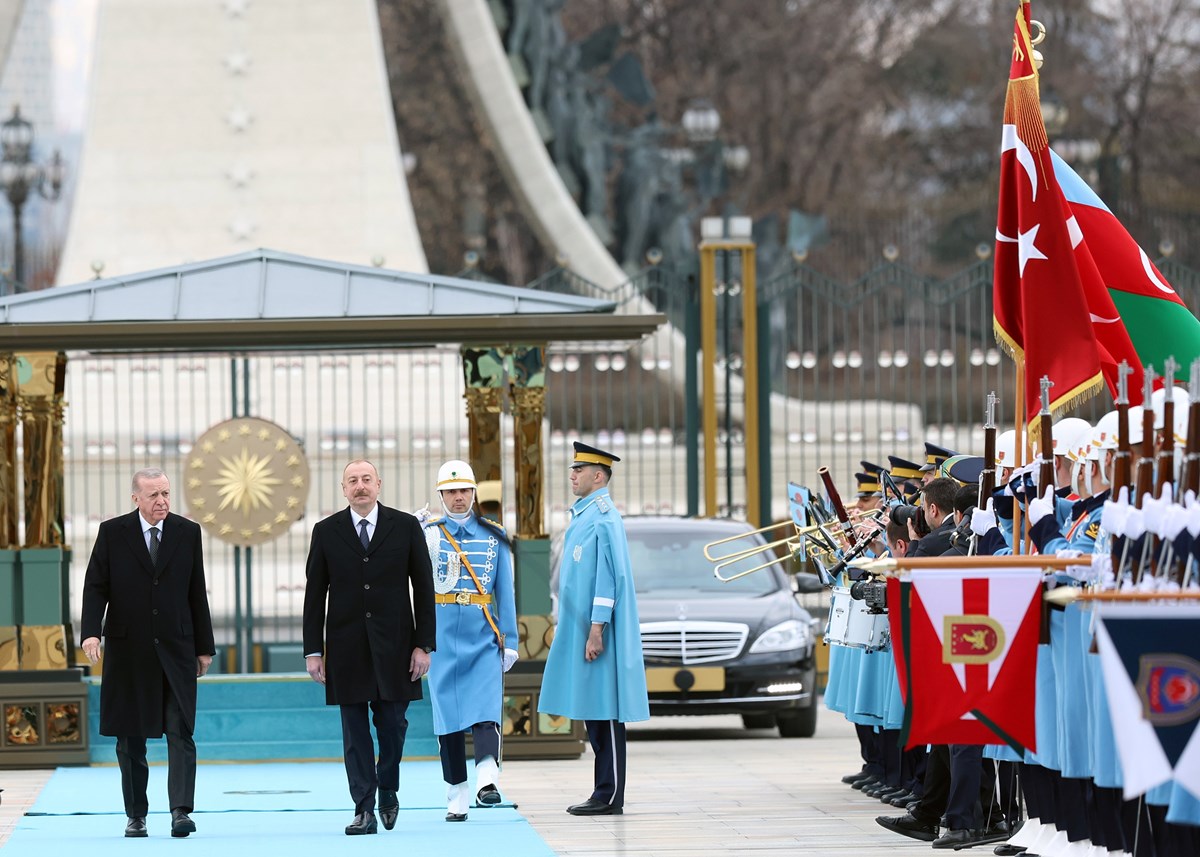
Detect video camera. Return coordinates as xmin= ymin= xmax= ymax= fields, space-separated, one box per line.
xmin=849 ymin=578 xmax=888 ymax=614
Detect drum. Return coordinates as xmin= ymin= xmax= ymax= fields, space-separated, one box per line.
xmin=825 ymin=586 xmax=890 ymax=652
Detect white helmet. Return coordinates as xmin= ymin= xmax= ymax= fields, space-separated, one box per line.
xmin=995 ymin=429 xmax=1017 ymax=469
xmin=1052 ymin=418 xmax=1092 ymax=457
xmin=1150 ymin=385 xmax=1190 ymax=445
xmin=436 ymin=460 xmax=477 ymax=492
xmin=1092 ymin=408 xmax=1144 ymax=451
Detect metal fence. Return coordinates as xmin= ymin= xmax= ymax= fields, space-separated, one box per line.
xmin=59 ymin=255 xmax=1200 ymax=655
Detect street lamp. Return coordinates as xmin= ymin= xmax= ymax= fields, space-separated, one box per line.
xmin=0 ymin=105 xmax=65 ymax=292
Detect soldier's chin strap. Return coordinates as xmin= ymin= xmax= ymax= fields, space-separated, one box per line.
xmin=439 ymin=489 xmax=476 ymax=521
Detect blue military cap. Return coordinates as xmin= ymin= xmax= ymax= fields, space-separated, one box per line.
xmin=860 ymin=460 xmax=885 ymax=477
xmin=887 ymin=455 xmax=923 ymax=481
xmin=571 ymin=441 xmax=621 ymax=468
xmin=854 ymin=472 xmax=881 ymax=498
xmin=942 ymin=454 xmax=985 ymax=485
xmin=919 ymin=441 xmax=959 ymax=472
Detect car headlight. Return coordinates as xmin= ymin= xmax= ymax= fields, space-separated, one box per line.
xmin=748 ymin=619 xmax=810 ymax=654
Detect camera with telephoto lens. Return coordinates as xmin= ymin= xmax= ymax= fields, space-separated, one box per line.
xmin=849 ymin=578 xmax=888 ymax=614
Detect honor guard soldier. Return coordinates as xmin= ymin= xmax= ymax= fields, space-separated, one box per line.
xmin=424 ymin=460 xmax=519 ymax=821
xmin=539 ymin=442 xmax=649 ymax=815
xmin=919 ymin=442 xmax=959 ymax=483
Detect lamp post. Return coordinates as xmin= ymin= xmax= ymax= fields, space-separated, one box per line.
xmin=0 ymin=106 xmax=65 ymax=293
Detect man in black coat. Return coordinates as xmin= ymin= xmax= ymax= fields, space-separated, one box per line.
xmin=81 ymin=468 xmax=215 ymax=839
xmin=303 ymin=459 xmax=437 ymax=835
xmin=907 ymin=477 xmax=960 ymax=557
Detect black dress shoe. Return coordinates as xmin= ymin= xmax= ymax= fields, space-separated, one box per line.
xmin=887 ymin=790 xmax=915 ymax=807
xmin=170 ymin=809 xmax=196 ymax=838
xmin=851 ymin=775 xmax=880 ymax=791
xmin=125 ymin=817 xmax=147 ymax=838
xmin=993 ymin=845 xmax=1027 ymax=856
xmin=567 ymin=798 xmax=622 ymax=816
xmin=932 ymin=828 xmax=983 ymax=849
xmin=842 ymin=770 xmax=872 ymax=785
xmin=378 ymin=788 xmax=399 ymax=830
xmin=445 ymin=812 xmax=467 ymax=822
xmin=875 ymin=786 xmax=907 ymax=801
xmin=345 ymin=811 xmax=378 ymax=835
xmin=875 ymin=812 xmax=939 ymax=842
xmin=476 ymin=784 xmax=501 ymax=806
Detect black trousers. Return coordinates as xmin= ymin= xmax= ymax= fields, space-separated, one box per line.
xmin=115 ymin=678 xmax=195 ymax=817
xmin=857 ymin=723 xmax=884 ymax=777
xmin=584 ymin=719 xmax=627 ymax=808
xmin=439 ymin=721 xmax=501 ymax=785
xmin=914 ymin=744 xmax=1000 ymax=830
xmin=339 ymin=699 xmax=409 ymax=814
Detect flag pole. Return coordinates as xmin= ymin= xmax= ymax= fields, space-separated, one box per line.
xmin=1014 ymin=354 xmax=1026 ymax=554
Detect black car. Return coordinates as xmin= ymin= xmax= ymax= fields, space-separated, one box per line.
xmin=555 ymin=516 xmax=822 ymax=737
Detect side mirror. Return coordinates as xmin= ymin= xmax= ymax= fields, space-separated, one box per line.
xmin=790 ymin=573 xmax=826 ymax=594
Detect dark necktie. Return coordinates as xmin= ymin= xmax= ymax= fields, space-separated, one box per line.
xmin=148 ymin=527 xmax=160 ymax=564
xmin=359 ymin=519 xmax=370 ymax=551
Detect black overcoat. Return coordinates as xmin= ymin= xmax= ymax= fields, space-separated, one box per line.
xmin=80 ymin=510 xmax=216 ymax=737
xmin=302 ymin=504 xmax=436 ymax=706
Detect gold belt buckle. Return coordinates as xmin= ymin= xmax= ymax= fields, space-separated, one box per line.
xmin=454 ymin=592 xmax=471 ymax=606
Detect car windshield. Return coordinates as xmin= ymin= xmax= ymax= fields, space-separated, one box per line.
xmin=628 ymin=526 xmax=780 ymax=596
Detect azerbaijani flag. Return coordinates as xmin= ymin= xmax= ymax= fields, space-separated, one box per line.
xmin=1052 ymin=153 xmax=1200 ymax=387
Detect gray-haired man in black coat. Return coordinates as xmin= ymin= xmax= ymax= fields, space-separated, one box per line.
xmin=81 ymin=468 xmax=215 ymax=839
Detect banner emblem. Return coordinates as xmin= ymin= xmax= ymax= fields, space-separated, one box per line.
xmin=944 ymin=616 xmax=1005 ymax=665
xmin=1137 ymin=655 xmax=1200 ymax=726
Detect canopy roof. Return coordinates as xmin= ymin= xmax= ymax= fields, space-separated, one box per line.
xmin=0 ymin=249 xmax=660 ymax=351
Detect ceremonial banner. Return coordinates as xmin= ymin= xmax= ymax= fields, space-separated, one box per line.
xmin=1094 ymin=606 xmax=1200 ymax=800
xmin=1051 ymin=154 xmax=1200 ymax=384
xmin=889 ymin=568 xmax=1043 ymax=751
xmin=993 ymin=0 xmax=1108 ymax=421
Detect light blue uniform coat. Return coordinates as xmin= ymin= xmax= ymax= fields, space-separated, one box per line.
xmin=538 ymin=488 xmax=650 ymax=723
xmin=424 ymin=513 xmax=517 ymax=735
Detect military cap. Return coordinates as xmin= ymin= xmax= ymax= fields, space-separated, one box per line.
xmin=860 ymin=460 xmax=886 ymax=477
xmin=888 ymin=455 xmax=923 ymax=481
xmin=941 ymin=454 xmax=985 ymax=485
xmin=854 ymin=472 xmax=882 ymax=498
xmin=571 ymin=441 xmax=621 ymax=468
xmin=919 ymin=441 xmax=959 ymax=472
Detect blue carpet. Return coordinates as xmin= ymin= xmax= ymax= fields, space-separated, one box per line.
xmin=10 ymin=762 xmax=550 ymax=856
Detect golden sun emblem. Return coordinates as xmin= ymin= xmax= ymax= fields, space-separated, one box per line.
xmin=186 ymin=417 xmax=310 ymax=547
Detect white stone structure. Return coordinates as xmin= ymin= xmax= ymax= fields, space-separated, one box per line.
xmin=56 ymin=0 xmax=425 ymax=284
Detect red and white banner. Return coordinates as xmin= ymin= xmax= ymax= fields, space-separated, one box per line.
xmin=889 ymin=568 xmax=1043 ymax=751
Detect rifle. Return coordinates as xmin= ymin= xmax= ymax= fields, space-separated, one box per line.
xmin=1134 ymin=365 xmax=1157 ymax=508
xmin=1184 ymin=358 xmax=1200 ymax=499
xmin=1113 ymin=361 xmax=1134 ymax=496
xmin=979 ymin=391 xmax=998 ymax=506
xmin=1157 ymin=356 xmax=1179 ymax=498
xmin=1037 ymin=376 xmax=1055 ymax=494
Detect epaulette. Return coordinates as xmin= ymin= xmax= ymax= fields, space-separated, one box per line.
xmin=422 ymin=516 xmax=444 ymax=528
xmin=479 ymin=516 xmax=507 ymax=535
xmin=596 ymin=496 xmax=611 ymax=514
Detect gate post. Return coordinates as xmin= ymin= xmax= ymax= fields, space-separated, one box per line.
xmin=461 ymin=347 xmax=505 ymax=487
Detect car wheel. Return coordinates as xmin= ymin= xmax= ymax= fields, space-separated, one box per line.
xmin=777 ymin=702 xmax=817 ymax=738
xmin=741 ymin=713 xmax=776 ymax=730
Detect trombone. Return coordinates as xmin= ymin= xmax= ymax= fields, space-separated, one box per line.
xmin=709 ymin=509 xmax=887 ymax=582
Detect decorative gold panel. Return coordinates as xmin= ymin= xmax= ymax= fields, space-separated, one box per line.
xmin=46 ymin=703 xmax=81 ymax=744
xmin=517 ymin=614 xmax=554 ymax=661
xmin=502 ymin=694 xmax=532 ymax=737
xmin=0 ymin=626 xmax=17 ymax=670
xmin=537 ymin=711 xmax=573 ymax=736
xmin=18 ymin=625 xmax=69 ymax=669
xmin=4 ymin=703 xmax=39 ymax=745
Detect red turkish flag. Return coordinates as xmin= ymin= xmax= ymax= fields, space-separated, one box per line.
xmin=993 ymin=0 xmax=1108 ymax=421
xmin=889 ymin=568 xmax=1043 ymax=751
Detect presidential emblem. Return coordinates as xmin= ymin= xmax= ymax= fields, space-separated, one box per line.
xmin=943 ymin=615 xmax=1005 ymax=665
xmin=1136 ymin=654 xmax=1200 ymax=727
xmin=572 ymin=544 xmax=583 ymax=562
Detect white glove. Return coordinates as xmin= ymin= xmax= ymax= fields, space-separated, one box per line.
xmin=1123 ymin=507 xmax=1146 ymax=540
xmin=1028 ymin=488 xmax=1055 ymax=526
xmin=970 ymin=499 xmax=996 ymax=536
xmin=414 ymin=503 xmax=432 ymax=525
xmin=1162 ymin=504 xmax=1189 ymax=541
xmin=1188 ymin=503 xmax=1200 ymax=538
xmin=1101 ymin=487 xmax=1130 ymax=536
xmin=502 ymin=648 xmax=519 ymax=673
xmin=1141 ymin=492 xmax=1165 ymax=535
xmin=1091 ymin=554 xmax=1114 ymax=588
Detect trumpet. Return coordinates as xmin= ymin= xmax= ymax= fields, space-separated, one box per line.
xmin=709 ymin=509 xmax=887 ymax=582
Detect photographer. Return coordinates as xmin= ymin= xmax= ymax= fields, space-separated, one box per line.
xmin=945 ymin=484 xmax=980 ymax=556
xmin=906 ymin=477 xmax=958 ymax=557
